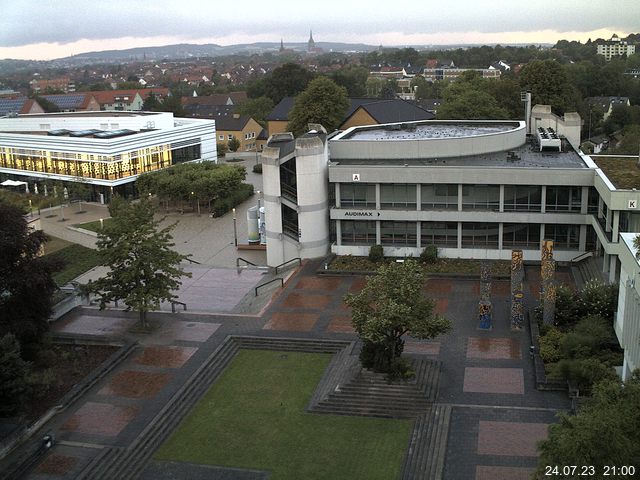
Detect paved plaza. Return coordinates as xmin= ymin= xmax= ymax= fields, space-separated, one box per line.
xmin=3 ymin=256 xmax=573 ymax=480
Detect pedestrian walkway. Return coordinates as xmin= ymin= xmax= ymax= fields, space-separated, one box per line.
xmin=11 ymin=259 xmax=571 ymax=480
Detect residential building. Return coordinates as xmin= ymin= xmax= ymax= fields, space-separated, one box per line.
xmin=422 ymin=67 xmax=501 ymax=82
xmin=40 ymin=93 xmax=100 ymax=112
xmin=597 ymin=34 xmax=636 ymax=60
xmin=0 ymin=111 xmax=216 ymax=200
xmin=215 ymin=114 xmax=262 ymax=152
xmin=586 ymin=96 xmax=631 ymax=120
xmin=0 ymin=97 xmax=44 ymax=116
xmin=92 ymin=90 xmax=144 ymax=111
xmin=29 ymin=77 xmax=75 ymax=94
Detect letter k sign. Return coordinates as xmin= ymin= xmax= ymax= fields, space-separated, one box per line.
xmin=629 ymin=200 xmax=637 ymax=209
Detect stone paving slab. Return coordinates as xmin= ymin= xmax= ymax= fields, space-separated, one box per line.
xmin=134 ymin=346 xmax=198 ymax=368
xmin=477 ymin=420 xmax=549 ymax=456
xmin=466 ymin=337 xmax=521 ymax=360
xmin=475 ymin=465 xmax=535 ymax=480
xmin=53 ymin=314 xmax=136 ymax=336
xmin=404 ymin=341 xmax=441 ymax=356
xmin=463 ymin=367 xmax=525 ymax=395
xmin=154 ymin=321 xmax=221 ymax=343
xmin=326 ymin=314 xmax=355 ymax=334
xmin=62 ymin=402 xmax=139 ymax=437
xmin=262 ymin=312 xmax=319 ymax=332
xmin=295 ymin=276 xmax=342 ymax=291
xmin=99 ymin=370 xmax=172 ymax=399
xmin=281 ymin=292 xmax=332 ymax=309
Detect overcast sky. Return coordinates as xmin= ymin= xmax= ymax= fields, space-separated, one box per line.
xmin=1 ymin=0 xmax=639 ymax=60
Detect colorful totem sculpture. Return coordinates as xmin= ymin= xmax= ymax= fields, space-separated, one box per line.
xmin=541 ymin=239 xmax=556 ymax=325
xmin=478 ymin=260 xmax=492 ymax=329
xmin=510 ymin=250 xmax=525 ymax=330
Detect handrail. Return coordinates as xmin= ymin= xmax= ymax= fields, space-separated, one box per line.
xmin=255 ymin=278 xmax=284 ymax=296
xmin=237 ymin=257 xmax=259 ymax=267
xmin=275 ymin=257 xmax=301 ymax=274
xmin=185 ymin=256 xmax=201 ymax=265
xmin=570 ymin=251 xmax=593 ymax=263
xmin=170 ymin=300 xmax=187 ymax=313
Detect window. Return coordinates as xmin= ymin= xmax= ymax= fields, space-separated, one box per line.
xmin=462 ymin=185 xmax=500 ymax=211
xmin=421 ymin=184 xmax=457 ymax=210
xmin=380 ymin=184 xmax=416 ymax=209
xmin=588 ymin=187 xmax=599 ymax=214
xmin=282 ymin=204 xmax=299 ymax=240
xmin=219 ymin=135 xmax=224 ymax=141
xmin=544 ymin=224 xmax=579 ymax=249
xmin=228 ymin=134 xmax=233 ymax=140
xmin=461 ymin=223 xmax=499 ymax=248
xmin=341 ymin=220 xmax=377 ymax=245
xmin=421 ymin=222 xmax=458 ymax=247
xmin=502 ymin=223 xmax=540 ymax=248
xmin=340 ymin=183 xmax=376 ymax=208
xmin=503 ymin=186 xmax=542 ymax=212
xmin=381 ymin=221 xmax=416 ymax=246
xmin=545 ymin=186 xmax=582 ymax=212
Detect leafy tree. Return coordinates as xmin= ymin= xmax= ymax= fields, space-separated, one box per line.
xmin=142 ymin=92 xmax=163 ymax=111
xmin=227 ymin=137 xmax=241 ymax=152
xmin=344 ymin=259 xmax=452 ymax=374
xmin=438 ymin=81 xmax=508 ymax=120
xmin=330 ymin=65 xmax=369 ymax=97
xmin=247 ymin=63 xmax=315 ymax=104
xmin=86 ymin=198 xmax=191 ymax=328
xmin=237 ymin=96 xmax=274 ymax=127
xmin=519 ymin=60 xmax=581 ymax=114
xmin=612 ymin=125 xmax=640 ymax=154
xmin=0 ymin=202 xmax=60 ymax=354
xmin=0 ymin=334 xmax=31 ymax=417
xmin=287 ymin=77 xmax=349 ymax=136
xmin=535 ymin=374 xmax=640 ymax=476
xmin=217 ymin=142 xmax=229 ymax=157
xmin=32 ymin=95 xmax=59 ymax=113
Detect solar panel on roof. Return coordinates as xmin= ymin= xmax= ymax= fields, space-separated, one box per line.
xmin=42 ymin=94 xmax=85 ymax=109
xmin=0 ymin=98 xmax=27 ymax=116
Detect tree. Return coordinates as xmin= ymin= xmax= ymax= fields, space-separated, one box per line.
xmin=237 ymin=96 xmax=274 ymax=127
xmin=438 ymin=80 xmax=509 ymax=120
xmin=86 ymin=198 xmax=191 ymax=328
xmin=344 ymin=259 xmax=452 ymax=375
xmin=247 ymin=63 xmax=315 ymax=104
xmin=535 ymin=374 xmax=640 ymax=477
xmin=330 ymin=65 xmax=369 ymax=97
xmin=142 ymin=92 xmax=163 ymax=111
xmin=227 ymin=137 xmax=241 ymax=152
xmin=0 ymin=334 xmax=31 ymax=417
xmin=519 ymin=60 xmax=581 ymax=114
xmin=287 ymin=77 xmax=349 ymax=136
xmin=0 ymin=201 xmax=60 ymax=354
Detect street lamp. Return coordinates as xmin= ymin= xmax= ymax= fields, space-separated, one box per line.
xmin=191 ymin=191 xmax=200 ymax=216
xmin=99 ymin=218 xmax=104 ymax=229
xmin=257 ymin=190 xmax=261 ymax=210
xmin=232 ymin=207 xmax=238 ymax=247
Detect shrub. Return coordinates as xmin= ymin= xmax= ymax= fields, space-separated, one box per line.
xmin=211 ymin=183 xmax=254 ymax=217
xmin=216 ymin=142 xmax=228 ymax=157
xmin=27 ymin=368 xmax=58 ymax=399
xmin=368 ymin=244 xmax=384 ymax=263
xmin=577 ymin=280 xmax=618 ymax=321
xmin=553 ymin=358 xmax=617 ymax=393
xmin=538 ymin=327 xmax=565 ymax=363
xmin=0 ymin=334 xmax=32 ymax=416
xmin=559 ymin=315 xmax=614 ymax=360
xmin=252 ymin=163 xmax=263 ymax=174
xmin=419 ymin=245 xmax=438 ymax=264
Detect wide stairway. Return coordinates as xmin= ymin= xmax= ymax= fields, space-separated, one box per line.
xmin=311 ymin=359 xmax=441 ymax=419
xmin=573 ymin=255 xmax=605 ymax=288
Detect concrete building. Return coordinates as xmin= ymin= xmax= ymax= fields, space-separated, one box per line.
xmin=262 ymin=107 xmax=640 ymax=289
xmin=615 ymin=233 xmax=640 ymax=380
xmin=597 ymin=34 xmax=636 ymax=61
xmin=422 ymin=67 xmax=501 ymax=82
xmin=0 ymin=111 xmax=216 ymax=199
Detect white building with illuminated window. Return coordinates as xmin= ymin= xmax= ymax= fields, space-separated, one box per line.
xmin=0 ymin=111 xmax=216 ymax=199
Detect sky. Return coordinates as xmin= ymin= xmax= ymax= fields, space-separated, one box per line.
xmin=1 ymin=0 xmax=639 ymax=61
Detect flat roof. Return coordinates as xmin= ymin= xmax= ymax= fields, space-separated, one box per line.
xmin=337 ymin=121 xmax=520 ymax=141
xmin=592 ymin=156 xmax=640 ymax=189
xmin=331 ymin=137 xmax=588 ymax=169
xmin=15 ymin=111 xmax=161 ymax=118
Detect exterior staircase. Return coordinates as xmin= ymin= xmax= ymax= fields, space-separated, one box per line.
xmin=573 ymin=255 xmax=605 ymax=288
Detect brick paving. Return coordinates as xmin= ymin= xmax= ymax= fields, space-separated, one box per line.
xmin=33 ymin=455 xmax=77 ymax=476
xmin=14 ymin=260 xmax=574 ymax=480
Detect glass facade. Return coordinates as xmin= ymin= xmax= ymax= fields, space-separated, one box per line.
xmin=341 ymin=220 xmax=377 ymax=245
xmin=503 ymin=185 xmax=542 ymax=212
xmin=421 ymin=222 xmax=458 ymax=247
xmin=282 ymin=204 xmax=299 ymax=240
xmin=380 ymin=184 xmax=416 ymax=209
xmin=461 ymin=185 xmax=500 ymax=211
xmin=0 ymin=143 xmax=180 ymax=181
xmin=340 ymin=183 xmax=376 ymax=208
xmin=461 ymin=223 xmax=499 ymax=248
xmin=502 ymin=223 xmax=541 ymax=248
xmin=381 ymin=221 xmax=417 ymax=246
xmin=545 ymin=186 xmax=582 ymax=212
xmin=279 ymin=159 xmax=297 ymax=202
xmin=544 ymin=224 xmax=580 ymax=249
xmin=421 ymin=184 xmax=457 ymax=210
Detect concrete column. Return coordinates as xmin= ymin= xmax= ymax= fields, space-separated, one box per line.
xmin=609 ymin=255 xmax=618 ymax=284
xmin=540 ymin=224 xmax=545 ymax=247
xmin=416 ymin=221 xmax=421 ymax=248
xmin=579 ymin=225 xmax=587 ymax=251
xmin=603 ymin=252 xmax=610 ymax=273
xmin=458 ymin=184 xmax=463 ymax=211
xmin=376 ymin=220 xmax=381 ymax=245
xmin=375 ymin=184 xmax=381 ymax=210
xmin=335 ymin=183 xmax=341 ymax=208
xmin=598 ymin=196 xmax=604 ymax=219
xmin=498 ymin=223 xmax=504 ymax=251
xmin=581 ymin=186 xmax=589 ymax=214
xmin=541 ymin=185 xmax=546 ymax=213
xmin=605 ymin=208 xmax=612 ymax=233
xmin=457 ymin=221 xmax=462 ymax=249
xmin=612 ymin=210 xmax=620 ymax=241
xmin=499 ymin=185 xmax=504 ymax=213
xmin=336 ymin=220 xmax=342 ymax=246
xmin=416 ymin=184 xmax=421 ymax=211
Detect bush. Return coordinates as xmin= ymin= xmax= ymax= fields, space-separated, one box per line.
xmin=26 ymin=368 xmax=58 ymax=399
xmin=252 ymin=163 xmax=263 ymax=174
xmin=538 ymin=327 xmax=565 ymax=363
xmin=577 ymin=280 xmax=618 ymax=321
xmin=0 ymin=334 xmax=32 ymax=416
xmin=552 ymin=358 xmax=617 ymax=393
xmin=419 ymin=245 xmax=438 ymax=264
xmin=211 ymin=183 xmax=254 ymax=217
xmin=559 ymin=315 xmax=614 ymax=360
xmin=368 ymin=244 xmax=384 ymax=263
xmin=216 ymin=142 xmax=228 ymax=157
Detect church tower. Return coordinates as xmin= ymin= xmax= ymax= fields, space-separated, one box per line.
xmin=308 ymin=30 xmax=315 ymax=53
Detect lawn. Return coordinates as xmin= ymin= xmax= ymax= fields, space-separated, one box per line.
xmin=45 ymin=240 xmax=102 ymax=285
xmin=156 ymin=350 xmax=412 ymax=480
xmin=74 ymin=218 xmax=111 ymax=232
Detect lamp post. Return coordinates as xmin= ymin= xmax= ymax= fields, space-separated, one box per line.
xmin=99 ymin=218 xmax=104 ymax=229
xmin=28 ymin=199 xmax=32 ymax=217
xmin=232 ymin=207 xmax=238 ymax=247
xmin=257 ymin=190 xmax=261 ymax=210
